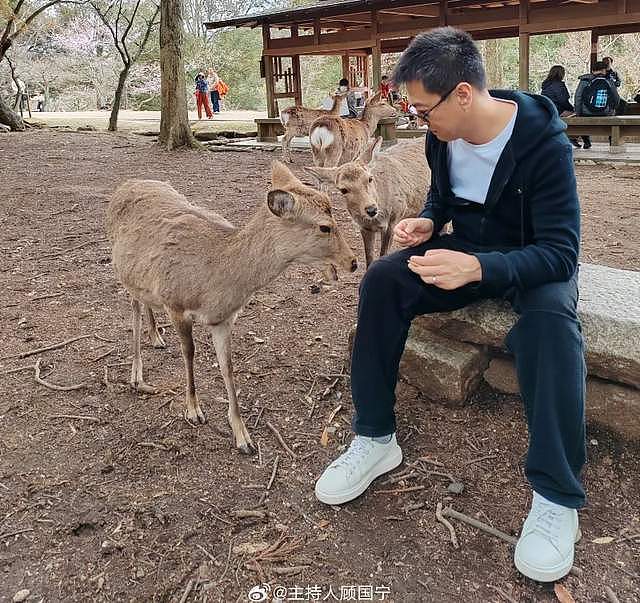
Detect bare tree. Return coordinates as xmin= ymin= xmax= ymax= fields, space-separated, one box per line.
xmin=89 ymin=0 xmax=159 ymax=131
xmin=159 ymin=0 xmax=195 ymax=149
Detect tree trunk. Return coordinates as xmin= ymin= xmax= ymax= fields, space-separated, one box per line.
xmin=159 ymin=0 xmax=195 ymax=150
xmin=484 ymin=39 xmax=503 ymax=89
xmin=109 ymin=66 xmax=130 ymax=132
xmin=0 ymin=94 xmax=24 ymax=130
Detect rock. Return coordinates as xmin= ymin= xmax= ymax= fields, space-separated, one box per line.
xmin=414 ymin=264 xmax=640 ymax=388
xmin=76 ymin=125 xmax=97 ymax=132
xmin=400 ymin=331 xmax=489 ymax=404
xmin=309 ymin=284 xmax=321 ymax=294
xmin=233 ymin=541 xmax=270 ymax=555
xmin=484 ymin=357 xmax=640 ymax=441
xmin=13 ymin=590 xmax=30 ymax=602
xmin=484 ymin=358 xmax=520 ymax=394
xmin=0 ymin=123 xmax=10 ymax=133
xmin=447 ymin=482 xmax=465 ymax=495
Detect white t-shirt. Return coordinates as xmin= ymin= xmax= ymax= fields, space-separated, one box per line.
xmin=447 ymin=100 xmax=518 ymax=204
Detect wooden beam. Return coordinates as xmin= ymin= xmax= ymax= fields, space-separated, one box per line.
xmin=292 ymin=54 xmax=302 ymax=105
xmin=520 ymin=11 xmax=640 ymax=33
xmin=262 ymin=25 xmax=277 ymax=117
xmin=590 ymin=30 xmax=598 ymax=69
xmin=371 ymin=9 xmax=382 ymax=89
xmin=342 ymin=53 xmax=350 ymax=80
xmin=519 ymin=0 xmax=530 ymax=91
xmin=440 ymin=0 xmax=448 ymax=25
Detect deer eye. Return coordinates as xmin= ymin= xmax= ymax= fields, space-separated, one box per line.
xmin=339 ymin=188 xmax=348 ymax=195
xmin=319 ymin=225 xmax=331 ymax=234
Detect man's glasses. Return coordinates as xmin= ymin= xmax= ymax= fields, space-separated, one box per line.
xmin=409 ymin=85 xmax=458 ymax=122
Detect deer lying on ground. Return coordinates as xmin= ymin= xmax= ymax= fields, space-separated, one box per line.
xmin=106 ymin=161 xmax=357 ymax=454
xmin=308 ymin=91 xmax=396 ymax=168
xmin=280 ymin=92 xmax=345 ymax=163
xmin=306 ymin=136 xmax=429 ymax=268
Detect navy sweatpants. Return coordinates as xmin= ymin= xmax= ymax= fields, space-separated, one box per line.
xmin=350 ymin=234 xmax=587 ymax=508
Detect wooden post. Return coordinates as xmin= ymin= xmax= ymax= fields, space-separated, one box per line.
xmin=519 ymin=0 xmax=530 ymax=91
xmin=292 ymin=54 xmax=302 ymax=106
xmin=342 ymin=53 xmax=350 ymax=80
xmin=439 ymin=0 xmax=447 ymax=26
xmin=262 ymin=25 xmax=277 ymax=117
xmin=371 ymin=9 xmax=382 ymax=90
xmin=590 ymin=30 xmax=599 ymax=70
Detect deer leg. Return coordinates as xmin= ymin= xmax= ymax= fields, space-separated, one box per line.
xmin=361 ymin=229 xmax=376 ymax=269
xmin=208 ymin=320 xmax=255 ymax=455
xmin=282 ymin=132 xmax=293 ymax=163
xmin=145 ymin=305 xmax=166 ymax=349
xmin=379 ymin=226 xmax=393 ymax=259
xmin=168 ymin=311 xmax=205 ymax=425
xmin=130 ymin=298 xmax=157 ymax=394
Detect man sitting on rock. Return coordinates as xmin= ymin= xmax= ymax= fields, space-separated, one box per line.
xmin=315 ymin=26 xmax=586 ymax=584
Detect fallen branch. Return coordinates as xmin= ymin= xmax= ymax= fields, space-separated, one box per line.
xmin=436 ymin=502 xmax=459 ymax=549
xmin=1 ymin=364 xmax=36 ymax=375
xmin=605 ymin=586 xmax=620 ymax=603
xmin=376 ymin=485 xmax=425 ymax=495
xmin=271 ymin=566 xmax=309 ymax=576
xmin=33 ymin=239 xmax=102 ymax=261
xmin=90 ymin=347 xmax=116 ymax=363
xmin=0 ymin=527 xmax=34 ymax=540
xmin=31 ymin=292 xmax=65 ymax=302
xmin=196 ymin=543 xmax=217 ymax=564
xmin=0 ymin=334 xmax=93 ymax=361
xmin=266 ymin=422 xmax=296 ymax=459
xmin=442 ymin=506 xmax=517 ymax=545
xmin=178 ymin=578 xmax=194 ymax=603
xmin=231 ymin=510 xmax=268 ymax=520
xmin=35 ymin=358 xmax=87 ymax=391
xmin=48 ymin=414 xmax=100 ymax=423
xmin=463 ymin=454 xmax=498 ymax=467
xmin=267 ymin=455 xmax=279 ymax=491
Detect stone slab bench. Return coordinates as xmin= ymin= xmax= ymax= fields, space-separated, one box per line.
xmin=255 ymin=118 xmax=285 ymax=143
xmin=562 ymin=115 xmax=640 ymax=153
xmin=398 ymin=263 xmax=640 ymax=441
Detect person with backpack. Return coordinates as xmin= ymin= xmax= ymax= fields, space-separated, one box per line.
xmin=194 ymin=72 xmax=213 ymax=119
xmin=541 ymin=65 xmax=581 ymax=148
xmin=574 ymin=61 xmax=619 ymax=149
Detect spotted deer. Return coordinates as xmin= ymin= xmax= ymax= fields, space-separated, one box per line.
xmin=308 ymin=92 xmax=396 ymax=168
xmin=306 ymin=136 xmax=430 ymax=267
xmin=279 ymin=92 xmax=346 ymax=163
xmin=106 ymin=162 xmax=357 ymax=454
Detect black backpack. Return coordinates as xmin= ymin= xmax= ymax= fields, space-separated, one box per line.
xmin=583 ymin=76 xmax=617 ymax=115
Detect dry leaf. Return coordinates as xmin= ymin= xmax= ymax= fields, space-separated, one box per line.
xmin=554 ymin=583 xmax=576 ymax=603
xmin=320 ymin=427 xmax=329 ymax=447
xmin=592 ymin=536 xmax=615 ymax=544
xmin=317 ymin=519 xmax=330 ymax=529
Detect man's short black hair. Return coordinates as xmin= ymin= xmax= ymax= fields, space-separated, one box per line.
xmin=392 ymin=26 xmax=486 ymax=95
xmin=592 ymin=60 xmax=607 ymax=72
xmin=339 ymin=78 xmax=349 ymax=87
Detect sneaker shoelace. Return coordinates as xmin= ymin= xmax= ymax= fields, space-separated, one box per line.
xmin=528 ymin=498 xmax=565 ymax=547
xmin=330 ymin=436 xmax=375 ymax=476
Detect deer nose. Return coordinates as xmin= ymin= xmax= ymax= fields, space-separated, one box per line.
xmin=365 ymin=205 xmax=377 ymax=217
xmin=350 ymin=259 xmax=358 ymax=272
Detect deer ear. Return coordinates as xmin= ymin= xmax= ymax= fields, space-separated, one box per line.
xmin=267 ymin=189 xmax=297 ymax=218
xmin=357 ymin=136 xmax=383 ymax=164
xmin=304 ymin=166 xmax=337 ymax=184
xmin=271 ymin=160 xmax=299 ymax=189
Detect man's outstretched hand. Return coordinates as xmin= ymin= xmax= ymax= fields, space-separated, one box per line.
xmin=393 ymin=218 xmax=434 ymax=247
xmin=407 ymin=249 xmax=483 ymax=290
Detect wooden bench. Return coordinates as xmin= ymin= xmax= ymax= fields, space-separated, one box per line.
xmin=562 ymin=115 xmax=640 ymax=152
xmin=255 ymin=118 xmax=284 ymax=143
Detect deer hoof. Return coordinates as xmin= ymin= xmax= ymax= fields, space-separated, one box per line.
xmin=132 ymin=381 xmax=158 ymax=394
xmin=237 ymin=441 xmax=256 ymax=455
xmin=151 ymin=335 xmax=167 ymax=349
xmin=184 ymin=406 xmax=206 ymax=425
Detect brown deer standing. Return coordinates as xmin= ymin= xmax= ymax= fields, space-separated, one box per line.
xmin=106 ymin=161 xmax=357 ymax=454
xmin=279 ymin=92 xmax=345 ymax=163
xmin=306 ymin=136 xmax=430 ymax=267
xmin=308 ymin=92 xmax=396 ymax=168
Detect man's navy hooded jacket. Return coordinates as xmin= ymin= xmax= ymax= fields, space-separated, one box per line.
xmin=421 ymin=90 xmax=580 ymax=293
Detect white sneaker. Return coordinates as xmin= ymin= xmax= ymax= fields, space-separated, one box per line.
xmin=514 ymin=491 xmax=581 ymax=582
xmin=315 ymin=434 xmax=403 ymax=505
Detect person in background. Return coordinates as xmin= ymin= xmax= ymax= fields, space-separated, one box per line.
xmin=194 ymin=72 xmax=213 ymax=119
xmin=337 ymin=78 xmax=358 ymax=117
xmin=207 ymin=67 xmax=220 ymax=113
xmin=378 ymin=75 xmax=391 ymax=100
xmin=602 ymin=57 xmax=621 ymax=88
xmin=574 ymin=60 xmax=620 ymax=149
xmin=540 ymin=65 xmax=581 ymax=148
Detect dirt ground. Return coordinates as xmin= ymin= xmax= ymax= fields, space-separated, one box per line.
xmin=0 ymin=131 xmax=638 ymax=603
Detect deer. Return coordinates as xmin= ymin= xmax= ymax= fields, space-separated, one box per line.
xmin=308 ymin=91 xmax=396 ymax=168
xmin=306 ymin=136 xmax=430 ymax=268
xmin=279 ymin=92 xmax=346 ymax=163
xmin=106 ymin=161 xmax=357 ymax=455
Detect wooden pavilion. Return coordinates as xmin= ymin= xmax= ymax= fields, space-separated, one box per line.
xmin=205 ymin=0 xmax=640 ymax=117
